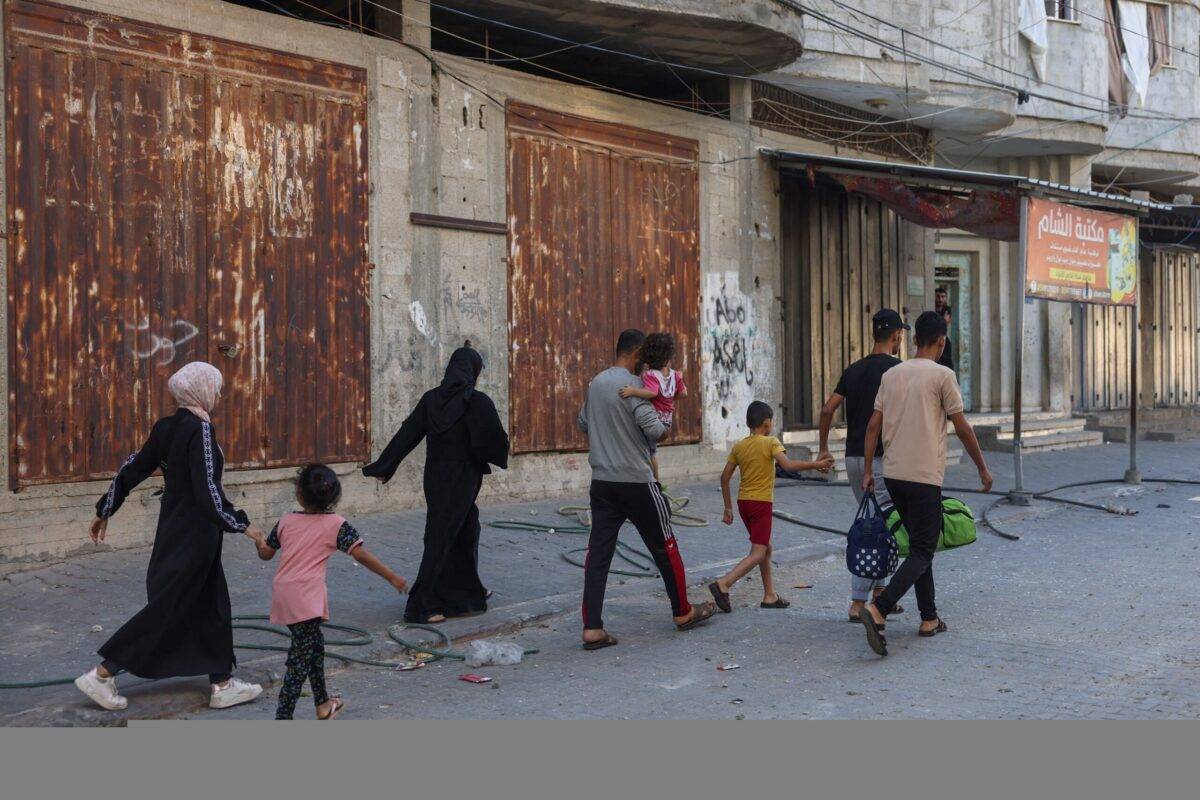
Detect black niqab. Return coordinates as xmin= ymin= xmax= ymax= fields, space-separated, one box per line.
xmin=428 ymin=347 xmax=483 ymax=434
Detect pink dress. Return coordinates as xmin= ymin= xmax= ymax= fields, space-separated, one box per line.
xmin=266 ymin=512 xmax=363 ymax=625
xmin=643 ymin=368 xmax=685 ymax=426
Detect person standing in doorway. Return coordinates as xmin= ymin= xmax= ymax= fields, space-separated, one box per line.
xmin=817 ymin=308 xmax=908 ymax=625
xmin=938 ymin=306 xmax=956 ymax=373
xmin=576 ymin=329 xmax=716 ymax=651
xmin=858 ymin=311 xmax=992 ymax=657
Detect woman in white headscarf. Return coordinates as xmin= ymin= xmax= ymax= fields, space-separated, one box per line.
xmin=74 ymin=362 xmax=266 ymax=712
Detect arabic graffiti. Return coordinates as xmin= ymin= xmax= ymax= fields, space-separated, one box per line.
xmin=126 ymin=317 xmax=199 ymax=365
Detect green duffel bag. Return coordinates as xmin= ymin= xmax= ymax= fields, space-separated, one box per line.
xmin=884 ymin=497 xmax=977 ymax=557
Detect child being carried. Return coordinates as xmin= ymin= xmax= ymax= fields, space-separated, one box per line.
xmin=618 ymin=331 xmax=686 ymax=484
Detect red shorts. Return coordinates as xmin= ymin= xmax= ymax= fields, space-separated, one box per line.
xmin=737 ymin=499 xmax=773 ymax=546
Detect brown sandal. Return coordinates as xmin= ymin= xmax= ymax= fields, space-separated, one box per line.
xmin=676 ymin=601 xmax=716 ymax=631
xmin=582 ymin=633 xmax=619 ymax=651
xmin=918 ymin=619 xmax=947 ymax=637
xmin=708 ymin=582 xmax=732 ymax=613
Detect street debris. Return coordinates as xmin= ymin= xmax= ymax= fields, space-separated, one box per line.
xmin=459 ymin=674 xmax=493 ymax=684
xmin=793 ymin=583 xmax=813 ymax=589
xmin=718 ymin=663 xmax=740 ymax=671
xmin=90 ymin=624 xmax=103 ymax=632
xmin=394 ymin=661 xmax=425 ymax=672
xmin=465 ymin=640 xmax=524 ymax=667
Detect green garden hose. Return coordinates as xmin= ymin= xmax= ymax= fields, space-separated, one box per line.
xmin=488 ymin=490 xmax=707 ymax=578
xmin=0 ymin=616 xmax=535 ymax=690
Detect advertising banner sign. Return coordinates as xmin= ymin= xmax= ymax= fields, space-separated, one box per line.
xmin=1025 ymin=197 xmax=1138 ymax=305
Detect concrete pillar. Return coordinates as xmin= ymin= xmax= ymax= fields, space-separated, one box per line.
xmin=731 ymin=78 xmax=755 ymax=287
xmin=373 ymin=1 xmax=430 ymax=49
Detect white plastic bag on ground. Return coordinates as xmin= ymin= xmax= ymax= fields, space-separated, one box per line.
xmin=464 ymin=640 xmax=524 ymax=667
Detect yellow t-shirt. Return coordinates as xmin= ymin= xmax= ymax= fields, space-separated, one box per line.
xmin=727 ymin=435 xmax=786 ymax=502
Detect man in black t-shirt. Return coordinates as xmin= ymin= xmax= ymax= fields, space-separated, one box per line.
xmin=818 ymin=308 xmax=908 ymax=624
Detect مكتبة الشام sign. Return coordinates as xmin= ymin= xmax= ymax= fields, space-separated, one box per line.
xmin=1025 ymin=197 xmax=1138 ymax=306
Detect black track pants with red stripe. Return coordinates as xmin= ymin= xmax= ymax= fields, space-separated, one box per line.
xmin=582 ymin=479 xmax=692 ymax=630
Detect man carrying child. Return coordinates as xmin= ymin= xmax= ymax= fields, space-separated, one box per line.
xmin=576 ymin=329 xmax=717 ymax=650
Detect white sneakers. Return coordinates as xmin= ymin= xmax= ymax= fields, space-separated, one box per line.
xmin=75 ymin=669 xmax=262 ymax=712
xmin=209 ymin=677 xmax=264 ymax=709
xmin=74 ymin=668 xmax=128 ymax=711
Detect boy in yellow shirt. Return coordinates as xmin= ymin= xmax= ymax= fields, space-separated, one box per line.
xmin=709 ymin=401 xmax=834 ymax=612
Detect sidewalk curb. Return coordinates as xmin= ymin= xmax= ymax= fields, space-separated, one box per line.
xmin=3 ymin=539 xmax=843 ymax=726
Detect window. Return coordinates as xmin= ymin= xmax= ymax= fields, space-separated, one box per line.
xmin=1045 ymin=1 xmax=1077 ymax=21
xmin=1146 ymin=2 xmax=1172 ymax=72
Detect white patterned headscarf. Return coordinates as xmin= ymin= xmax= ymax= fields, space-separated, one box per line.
xmin=167 ymin=362 xmax=223 ymax=423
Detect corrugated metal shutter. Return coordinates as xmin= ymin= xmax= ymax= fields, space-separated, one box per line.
xmin=506 ymin=102 xmax=700 ymax=453
xmin=5 ymin=0 xmax=369 ymax=487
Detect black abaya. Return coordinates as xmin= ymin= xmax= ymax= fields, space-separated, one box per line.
xmin=95 ymin=409 xmax=250 ymax=679
xmin=363 ymin=348 xmax=509 ymax=623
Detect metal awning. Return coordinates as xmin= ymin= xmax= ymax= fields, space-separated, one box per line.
xmin=762 ymin=149 xmax=1172 ymax=213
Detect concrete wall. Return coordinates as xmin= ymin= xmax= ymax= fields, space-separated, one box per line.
xmin=0 ymin=0 xmax=844 ymax=560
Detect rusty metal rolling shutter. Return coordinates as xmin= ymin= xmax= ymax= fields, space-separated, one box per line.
xmin=506 ymin=102 xmax=700 ymax=454
xmin=5 ymin=0 xmax=369 ymax=487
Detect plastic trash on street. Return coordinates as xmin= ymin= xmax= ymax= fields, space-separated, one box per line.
xmin=464 ymin=640 xmax=525 ymax=667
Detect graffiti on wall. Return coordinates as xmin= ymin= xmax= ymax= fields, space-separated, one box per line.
xmin=702 ymin=272 xmax=760 ymax=444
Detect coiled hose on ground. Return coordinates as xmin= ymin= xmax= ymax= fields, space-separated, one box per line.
xmin=0 ymin=617 xmax=535 ymax=690
xmin=490 ymin=490 xmax=707 ymax=578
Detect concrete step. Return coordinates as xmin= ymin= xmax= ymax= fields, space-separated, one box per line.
xmin=978 ymin=429 xmax=1105 ymax=453
xmin=1081 ymin=407 xmax=1200 ymax=443
xmin=786 ymin=441 xmax=964 ymax=478
xmin=975 ymin=416 xmax=1087 ymax=438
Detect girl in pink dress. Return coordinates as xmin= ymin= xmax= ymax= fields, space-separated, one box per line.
xmin=252 ymin=464 xmax=407 ymax=719
xmin=618 ymin=332 xmax=687 ymax=484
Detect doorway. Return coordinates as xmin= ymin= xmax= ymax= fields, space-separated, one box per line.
xmin=934 ymin=252 xmax=975 ymax=411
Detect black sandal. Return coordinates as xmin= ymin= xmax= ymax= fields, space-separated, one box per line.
xmin=859 ymin=610 xmax=888 ymax=657
xmin=708 ymin=582 xmax=732 ymax=613
xmin=582 ymin=633 xmax=619 ymax=651
xmin=848 ymin=613 xmax=885 ymax=631
xmin=676 ymin=601 xmax=716 ymax=631
xmin=760 ymin=598 xmax=790 ymax=609
xmin=918 ymin=619 xmax=947 ymax=637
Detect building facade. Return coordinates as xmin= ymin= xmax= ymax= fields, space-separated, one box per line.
xmin=2 ymin=0 xmax=1197 ymax=559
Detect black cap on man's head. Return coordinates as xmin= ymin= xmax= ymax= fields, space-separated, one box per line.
xmin=872 ymin=308 xmax=909 ymax=337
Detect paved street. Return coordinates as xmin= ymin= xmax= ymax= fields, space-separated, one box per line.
xmin=4 ymin=440 xmax=1200 ymax=722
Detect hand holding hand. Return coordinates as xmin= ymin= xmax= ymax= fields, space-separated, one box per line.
xmin=90 ymin=517 xmax=108 ymax=544
xmin=244 ymin=524 xmax=265 ymax=544
xmin=722 ymin=507 xmax=734 ymax=525
xmin=815 ymin=454 xmax=835 ymax=473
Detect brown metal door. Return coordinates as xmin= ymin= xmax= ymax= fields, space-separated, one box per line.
xmin=506 ymin=103 xmax=700 ymax=454
xmin=5 ymin=1 xmax=369 ymax=487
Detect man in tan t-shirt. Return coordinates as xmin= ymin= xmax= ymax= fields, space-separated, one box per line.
xmin=856 ymin=311 xmax=992 ymax=657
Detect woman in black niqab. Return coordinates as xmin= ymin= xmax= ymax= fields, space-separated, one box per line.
xmin=363 ymin=346 xmax=509 ymax=623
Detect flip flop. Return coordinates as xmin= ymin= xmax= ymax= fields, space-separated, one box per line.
xmin=918 ymin=619 xmax=947 ymax=637
xmin=848 ymin=614 xmax=885 ymax=631
xmin=318 ymin=698 xmax=345 ymax=720
xmin=582 ymin=633 xmax=619 ymax=651
xmin=708 ymin=582 xmax=732 ymax=613
xmin=859 ymin=609 xmax=888 ymax=657
xmin=760 ymin=598 xmax=790 ymax=609
xmin=676 ymin=601 xmax=717 ymax=631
